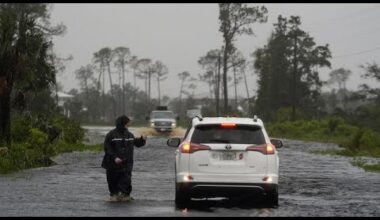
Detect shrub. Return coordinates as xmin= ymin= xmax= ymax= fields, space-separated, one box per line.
xmin=1 ymin=113 xmax=96 ymax=174
xmin=11 ymin=113 xmax=32 ymax=143
xmin=326 ymin=116 xmax=345 ymax=135
xmin=50 ymin=115 xmax=85 ymax=144
xmin=26 ymin=128 xmax=55 ymax=157
xmin=275 ymin=107 xmax=305 ymax=122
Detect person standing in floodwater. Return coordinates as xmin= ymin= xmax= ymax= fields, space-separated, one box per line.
xmin=101 ymin=115 xmax=146 ymax=202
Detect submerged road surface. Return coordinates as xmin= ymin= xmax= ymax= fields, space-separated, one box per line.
xmin=0 ymin=126 xmax=379 ymax=216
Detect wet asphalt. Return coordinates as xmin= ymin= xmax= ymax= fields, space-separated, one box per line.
xmin=0 ymin=126 xmax=379 ymax=217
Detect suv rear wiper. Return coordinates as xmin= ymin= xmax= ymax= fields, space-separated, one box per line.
xmin=208 ymin=139 xmax=230 ymax=143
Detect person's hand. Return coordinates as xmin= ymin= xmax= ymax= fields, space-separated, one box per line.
xmin=114 ymin=157 xmax=123 ymax=164
xmin=136 ymin=135 xmax=146 ymax=146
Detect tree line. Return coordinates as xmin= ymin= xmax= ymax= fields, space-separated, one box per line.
xmin=66 ymin=3 xmax=380 ymax=132
xmin=2 ymin=3 xmax=379 ymax=147
xmin=72 ymin=47 xmax=170 ymax=122
xmin=69 ymin=46 xmax=207 ymax=123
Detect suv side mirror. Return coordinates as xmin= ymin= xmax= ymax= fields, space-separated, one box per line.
xmin=167 ymin=138 xmax=181 ymax=147
xmin=145 ymin=116 xmax=150 ymax=121
xmin=270 ymin=139 xmax=283 ymax=148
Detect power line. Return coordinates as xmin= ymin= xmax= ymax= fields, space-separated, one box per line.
xmin=332 ymin=47 xmax=380 ymax=59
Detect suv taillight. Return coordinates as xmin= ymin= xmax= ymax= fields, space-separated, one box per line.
xmin=246 ymin=144 xmax=275 ymax=155
xmin=180 ymin=142 xmax=211 ymax=154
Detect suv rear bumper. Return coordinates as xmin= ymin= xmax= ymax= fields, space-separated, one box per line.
xmin=176 ymin=182 xmax=277 ymax=198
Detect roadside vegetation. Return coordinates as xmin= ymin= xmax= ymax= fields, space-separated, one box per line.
xmin=351 ymin=159 xmax=380 ymax=172
xmin=267 ymin=116 xmax=380 ymax=157
xmin=0 ymin=4 xmax=102 ymax=174
xmin=0 ymin=113 xmax=102 ymax=174
xmin=267 ymin=116 xmax=380 ymax=172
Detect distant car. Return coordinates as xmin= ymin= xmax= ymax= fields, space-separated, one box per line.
xmin=147 ymin=109 xmax=178 ymax=133
xmin=167 ymin=116 xmax=283 ymax=207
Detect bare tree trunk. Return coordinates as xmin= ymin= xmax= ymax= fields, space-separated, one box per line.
xmin=148 ymin=70 xmax=151 ymax=105
xmin=55 ymin=82 xmax=59 ymax=112
xmin=133 ymin=68 xmax=137 ymax=109
xmin=242 ymin=68 xmax=250 ymax=116
xmin=145 ymin=75 xmax=148 ymax=105
xmin=122 ymin=61 xmax=125 ymax=115
xmin=0 ymin=81 xmax=11 ymax=146
xmin=209 ymin=79 xmax=214 ymax=100
xmin=179 ymin=79 xmax=184 ymax=117
xmin=118 ymin=67 xmax=122 ymax=115
xmin=222 ymin=44 xmax=229 ymax=115
xmin=216 ymin=52 xmax=221 ymax=116
xmin=157 ymin=78 xmax=161 ymax=105
xmin=102 ymin=66 xmax=106 ymax=121
xmin=291 ymin=34 xmax=298 ymax=121
xmin=107 ymin=63 xmax=116 ymax=119
xmin=233 ymin=65 xmax=238 ymax=111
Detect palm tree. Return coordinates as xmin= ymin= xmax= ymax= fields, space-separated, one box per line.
xmin=93 ymin=47 xmax=116 ymax=119
xmin=129 ymin=56 xmax=139 ymax=107
xmin=136 ymin=58 xmax=154 ymax=106
xmin=177 ymin=71 xmax=190 ymax=116
xmin=113 ymin=47 xmax=131 ymax=114
xmin=152 ymin=61 xmax=168 ymax=105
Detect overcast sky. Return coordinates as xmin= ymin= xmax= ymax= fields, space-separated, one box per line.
xmin=50 ymin=3 xmax=380 ymax=99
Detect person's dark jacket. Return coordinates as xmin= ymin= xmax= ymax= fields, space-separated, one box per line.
xmin=101 ymin=116 xmax=146 ymax=172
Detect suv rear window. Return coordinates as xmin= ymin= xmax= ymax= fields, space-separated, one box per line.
xmin=191 ymin=124 xmax=265 ymax=145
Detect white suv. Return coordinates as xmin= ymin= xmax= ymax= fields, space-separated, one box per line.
xmin=167 ymin=116 xmax=283 ymax=207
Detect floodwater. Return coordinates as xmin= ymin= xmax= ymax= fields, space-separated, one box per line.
xmin=0 ymin=126 xmax=379 ymax=216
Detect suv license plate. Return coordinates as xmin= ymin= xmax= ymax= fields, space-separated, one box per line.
xmin=220 ymin=152 xmax=236 ymax=161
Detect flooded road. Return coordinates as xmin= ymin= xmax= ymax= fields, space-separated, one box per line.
xmin=0 ymin=126 xmax=379 ymax=216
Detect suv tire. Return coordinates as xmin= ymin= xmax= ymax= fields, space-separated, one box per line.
xmin=264 ymin=185 xmax=278 ymax=208
xmin=174 ymin=165 xmax=190 ymax=208
xmin=175 ymin=184 xmax=190 ymax=207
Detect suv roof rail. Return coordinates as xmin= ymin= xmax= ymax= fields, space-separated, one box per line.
xmin=192 ymin=115 xmax=203 ymax=122
xmin=253 ymin=115 xmax=258 ymax=122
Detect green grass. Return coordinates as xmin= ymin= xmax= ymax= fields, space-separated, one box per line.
xmin=268 ymin=118 xmax=380 ymax=172
xmin=351 ymin=159 xmax=380 ymax=172
xmin=267 ymin=118 xmax=380 ymax=158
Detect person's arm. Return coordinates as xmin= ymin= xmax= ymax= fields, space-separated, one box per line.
xmin=133 ymin=134 xmax=146 ymax=148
